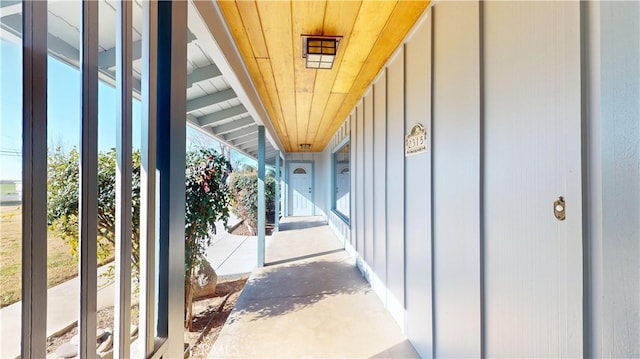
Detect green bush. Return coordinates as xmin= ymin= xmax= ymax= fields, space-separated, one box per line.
xmin=228 ymin=170 xmax=276 ymax=232
xmin=47 ymin=145 xmax=233 ymax=329
xmin=47 ymin=147 xmax=141 ymax=277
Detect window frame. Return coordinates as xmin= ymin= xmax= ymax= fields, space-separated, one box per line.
xmin=331 ymin=136 xmax=350 ymax=225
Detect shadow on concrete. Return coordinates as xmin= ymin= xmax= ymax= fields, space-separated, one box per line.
xmin=265 ymin=248 xmax=344 ymax=267
xmin=228 ymin=258 xmax=367 ymax=323
xmin=278 ymin=219 xmax=327 ymax=231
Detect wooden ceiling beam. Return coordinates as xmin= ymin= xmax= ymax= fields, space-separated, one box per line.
xmin=232 ymin=137 xmax=258 ymax=148
xmin=187 ymin=64 xmax=223 ymax=88
xmin=199 ymin=104 xmax=248 ymax=127
xmin=212 ymin=116 xmax=255 ymax=136
xmin=186 ymin=88 xmax=237 ymax=113
xmin=99 ymin=31 xmax=196 ymax=69
xmin=224 ymin=125 xmax=258 ymax=142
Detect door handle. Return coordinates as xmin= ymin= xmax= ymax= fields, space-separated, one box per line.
xmin=554 ymin=196 xmax=566 ymax=221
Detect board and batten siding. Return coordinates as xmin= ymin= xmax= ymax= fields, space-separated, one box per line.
xmin=483 ymin=1 xmax=583 ymax=357
xmin=592 ymin=1 xmax=640 ymax=357
xmin=317 ymin=1 xmax=640 ymax=357
xmin=372 ymin=73 xmax=387 ymax=301
xmin=431 ymin=2 xmax=481 ymax=357
xmin=403 ymin=13 xmax=434 ymax=358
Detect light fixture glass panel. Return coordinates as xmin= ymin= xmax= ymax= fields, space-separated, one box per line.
xmin=308 ymin=39 xmax=322 ymax=47
xmin=307 ymin=54 xmax=322 ymax=62
xmin=320 ymin=54 xmax=335 ymax=62
xmin=322 ymin=40 xmax=335 ymax=48
xmin=319 ymin=62 xmax=332 ymax=69
xmin=308 ymin=46 xmax=322 ymax=55
xmin=322 ymin=47 xmax=336 ymax=55
xmin=307 ymin=61 xmax=321 ymax=68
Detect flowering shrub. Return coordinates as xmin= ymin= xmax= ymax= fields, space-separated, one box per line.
xmin=184 ymin=147 xmax=232 ymax=328
xmin=184 ymin=148 xmax=232 ymax=269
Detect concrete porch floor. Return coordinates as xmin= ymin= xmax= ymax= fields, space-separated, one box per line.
xmin=208 ymin=216 xmax=419 ymax=358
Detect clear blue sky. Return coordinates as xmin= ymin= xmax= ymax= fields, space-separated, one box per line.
xmin=1 ymin=38 xmax=142 ymax=180
xmin=0 ymin=38 xmax=255 ymax=181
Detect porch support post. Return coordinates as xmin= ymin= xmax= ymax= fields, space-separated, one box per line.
xmin=274 ymin=151 xmax=280 ymax=232
xmin=21 ymin=1 xmax=48 ymax=357
xmin=139 ymin=0 xmax=158 ymax=355
xmin=78 ymin=1 xmax=99 ymax=357
xmin=114 ymin=0 xmax=134 ymax=356
xmin=258 ymin=126 xmax=266 ymax=267
xmin=156 ymin=1 xmax=187 ymax=357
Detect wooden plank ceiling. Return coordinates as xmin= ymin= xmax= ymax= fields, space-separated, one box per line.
xmin=217 ymin=0 xmax=429 ymax=152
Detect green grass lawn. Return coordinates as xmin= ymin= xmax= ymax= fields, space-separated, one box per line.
xmin=0 ymin=205 xmax=79 ymax=308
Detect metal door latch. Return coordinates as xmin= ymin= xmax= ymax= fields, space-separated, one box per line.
xmin=554 ymin=196 xmax=566 ymax=221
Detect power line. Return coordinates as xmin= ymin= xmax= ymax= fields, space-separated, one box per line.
xmin=0 ymin=148 xmax=21 ymax=157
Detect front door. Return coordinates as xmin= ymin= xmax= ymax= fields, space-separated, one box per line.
xmin=289 ymin=162 xmax=313 ymax=216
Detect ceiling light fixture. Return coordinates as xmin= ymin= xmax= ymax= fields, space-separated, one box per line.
xmin=299 ymin=143 xmax=312 ymax=151
xmin=302 ymin=35 xmax=342 ymax=70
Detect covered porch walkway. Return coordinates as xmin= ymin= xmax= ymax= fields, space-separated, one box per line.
xmin=208 ymin=216 xmax=418 ymax=358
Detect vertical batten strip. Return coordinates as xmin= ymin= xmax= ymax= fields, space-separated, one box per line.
xmin=21 ymin=1 xmax=47 ymax=357
xmin=257 ymin=126 xmax=266 ymax=266
xmin=115 ymin=0 xmax=133 ymax=357
xmin=140 ymin=0 xmax=158 ymax=355
xmin=275 ymin=151 xmax=280 ymax=232
xmin=78 ymin=1 xmax=99 ymax=357
xmin=478 ymin=1 xmax=487 ymax=355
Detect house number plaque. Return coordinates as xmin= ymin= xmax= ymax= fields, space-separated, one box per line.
xmin=405 ymin=123 xmax=427 ymax=156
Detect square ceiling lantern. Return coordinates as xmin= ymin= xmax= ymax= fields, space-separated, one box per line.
xmin=302 ymin=35 xmax=342 ymax=70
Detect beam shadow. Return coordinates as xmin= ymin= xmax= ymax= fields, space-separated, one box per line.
xmin=278 ymin=219 xmax=327 ymax=231
xmin=265 ymin=248 xmax=344 ymax=267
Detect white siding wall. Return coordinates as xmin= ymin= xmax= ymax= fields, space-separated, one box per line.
xmin=313 ymin=1 xmax=640 ymax=357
